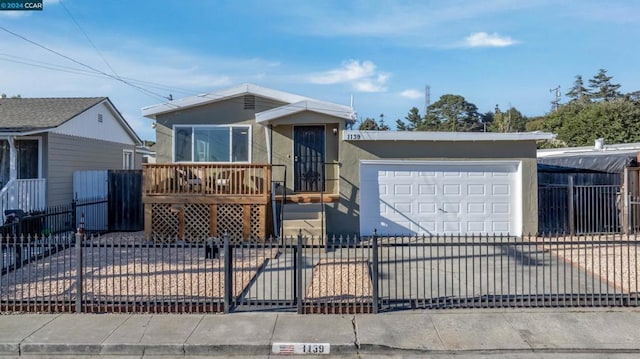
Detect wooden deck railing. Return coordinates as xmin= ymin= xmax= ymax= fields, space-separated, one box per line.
xmin=143 ymin=163 xmax=272 ymax=197
xmin=142 ymin=163 xmax=273 ymax=241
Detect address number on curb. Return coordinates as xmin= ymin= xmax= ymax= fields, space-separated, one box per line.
xmin=272 ymin=342 xmax=330 ymax=355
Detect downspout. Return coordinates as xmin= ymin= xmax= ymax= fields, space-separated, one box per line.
xmin=8 ymin=135 xmax=16 ymax=181
xmin=269 ymin=125 xmax=273 ymax=165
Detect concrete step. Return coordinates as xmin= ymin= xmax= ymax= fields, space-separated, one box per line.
xmin=280 ymin=203 xmax=326 ymax=240
xmin=281 ymin=226 xmax=324 ymax=239
xmin=281 ymin=203 xmax=324 ymax=220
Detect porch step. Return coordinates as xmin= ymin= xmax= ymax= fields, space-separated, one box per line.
xmin=280 ymin=203 xmax=325 ymax=240
xmin=282 ymin=203 xmax=323 ymax=220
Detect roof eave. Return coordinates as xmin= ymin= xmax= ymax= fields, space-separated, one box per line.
xmin=342 ymin=130 xmax=555 ymax=142
xmin=142 ymin=83 xmax=325 ymax=118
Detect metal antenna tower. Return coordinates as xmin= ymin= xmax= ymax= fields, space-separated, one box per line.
xmin=425 ymin=85 xmax=431 ymax=114
xmin=550 ymin=85 xmax=561 ymax=111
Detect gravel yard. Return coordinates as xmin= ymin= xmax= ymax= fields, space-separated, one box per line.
xmin=1 ymin=233 xmax=278 ymax=303
xmin=528 ymin=235 xmax=640 ymax=294
xmin=305 ymin=258 xmax=373 ymax=303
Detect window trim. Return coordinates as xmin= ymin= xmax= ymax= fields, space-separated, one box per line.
xmin=172 ymin=124 xmax=252 ymax=163
xmin=122 ymin=149 xmax=134 ymax=169
xmin=15 ymin=136 xmax=43 ymax=179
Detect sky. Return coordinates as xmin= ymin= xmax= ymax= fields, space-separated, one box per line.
xmin=1 ymin=0 xmax=639 ymax=141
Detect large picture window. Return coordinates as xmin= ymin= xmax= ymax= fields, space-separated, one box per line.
xmin=174 ymin=125 xmax=250 ymax=163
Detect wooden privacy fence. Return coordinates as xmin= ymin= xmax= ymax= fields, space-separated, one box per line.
xmin=142 ymin=163 xmax=272 ymax=242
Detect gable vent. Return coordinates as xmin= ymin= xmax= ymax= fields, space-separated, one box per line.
xmin=243 ymin=95 xmax=255 ymax=110
xmin=97 ymin=113 xmax=103 ymax=123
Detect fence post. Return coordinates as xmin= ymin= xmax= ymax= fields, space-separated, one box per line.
xmin=623 ymin=167 xmax=630 ymax=234
xmin=568 ymin=175 xmax=575 ymax=235
xmin=296 ymin=229 xmax=303 ymax=314
xmin=75 ymin=231 xmax=83 ymax=313
xmin=71 ymin=199 xmax=77 ymax=233
xmin=223 ymin=231 xmax=232 ymax=314
xmin=372 ymin=229 xmax=379 ymax=314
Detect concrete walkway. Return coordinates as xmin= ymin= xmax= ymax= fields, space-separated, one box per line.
xmin=2 ymin=308 xmax=640 ymax=357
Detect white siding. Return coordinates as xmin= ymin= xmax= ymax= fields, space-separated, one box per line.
xmin=52 ymin=101 xmax=136 ymax=145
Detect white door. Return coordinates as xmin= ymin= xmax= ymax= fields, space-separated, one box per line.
xmin=359 ymin=161 xmax=521 ymax=236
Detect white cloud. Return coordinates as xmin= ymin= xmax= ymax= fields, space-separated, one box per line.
xmin=400 ymin=89 xmax=423 ymax=99
xmin=267 ymin=0 xmax=547 ymax=46
xmin=308 ymin=60 xmax=389 ymax=92
xmin=463 ymin=32 xmax=518 ymax=47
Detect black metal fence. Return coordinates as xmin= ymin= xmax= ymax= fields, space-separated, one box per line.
xmin=538 ymin=183 xmax=621 ymax=234
xmin=2 ymin=232 xmax=639 ymax=314
xmin=1 ymin=197 xmax=108 ymax=238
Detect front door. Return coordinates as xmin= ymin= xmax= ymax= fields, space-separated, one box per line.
xmin=293 ymin=126 xmax=325 ymax=192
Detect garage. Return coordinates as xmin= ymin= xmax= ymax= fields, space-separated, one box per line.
xmin=359 ymin=160 xmax=522 ymax=236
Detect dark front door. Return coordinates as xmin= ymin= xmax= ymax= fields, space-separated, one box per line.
xmin=294 ymin=126 xmax=325 ymax=192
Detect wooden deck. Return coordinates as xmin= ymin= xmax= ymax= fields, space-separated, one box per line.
xmin=143 ymin=164 xmax=272 ymax=242
xmin=275 ymin=193 xmax=339 ymax=203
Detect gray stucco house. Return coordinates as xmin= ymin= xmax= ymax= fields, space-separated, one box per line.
xmin=0 ymin=97 xmax=142 ymax=221
xmin=142 ymin=83 xmax=553 ymax=238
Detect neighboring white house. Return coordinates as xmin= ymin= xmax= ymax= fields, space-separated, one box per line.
xmin=0 ymin=97 xmax=142 ymax=222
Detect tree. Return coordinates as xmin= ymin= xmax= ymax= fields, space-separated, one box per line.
xmin=1 ymin=94 xmax=21 ymax=98
xmin=425 ymin=94 xmax=481 ymax=132
xmin=358 ymin=115 xmax=389 ymax=131
xmin=396 ymin=107 xmax=423 ymax=131
xmin=588 ymin=69 xmax=621 ymax=101
xmin=543 ymin=98 xmax=640 ymax=146
xmin=489 ymin=106 xmax=527 ymax=133
xmin=525 ymin=115 xmax=546 ymax=132
xmin=566 ymin=75 xmax=591 ymax=104
xmin=377 ymin=113 xmax=390 ymax=131
xmin=480 ymin=111 xmax=494 ymax=132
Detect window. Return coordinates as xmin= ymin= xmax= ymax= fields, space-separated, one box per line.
xmin=0 ymin=140 xmax=8 ymax=188
xmin=16 ymin=139 xmax=39 ymax=179
xmin=0 ymin=138 xmax=41 ymax=185
xmin=123 ymin=150 xmax=134 ymax=169
xmin=174 ymin=125 xmax=250 ymax=163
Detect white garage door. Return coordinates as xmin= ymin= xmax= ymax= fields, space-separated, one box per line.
xmin=359 ymin=161 xmax=521 ymax=236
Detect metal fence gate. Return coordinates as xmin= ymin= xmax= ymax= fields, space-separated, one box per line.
xmin=538 ymin=181 xmax=621 ymax=234
xmin=2 ymin=233 xmax=639 ymax=314
xmin=376 ymin=234 xmax=638 ymax=311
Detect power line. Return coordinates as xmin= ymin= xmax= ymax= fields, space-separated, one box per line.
xmin=59 ymin=0 xmax=121 ymax=81
xmin=0 ymin=52 xmax=356 ymax=117
xmin=0 ymin=28 xmax=356 ymax=117
xmin=0 ymin=25 xmax=171 ymax=103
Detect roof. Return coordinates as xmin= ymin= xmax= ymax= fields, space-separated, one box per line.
xmin=142 ymin=83 xmax=313 ymax=118
xmin=342 ymin=130 xmax=555 ymax=142
xmin=537 ymin=141 xmax=640 ymax=158
xmin=0 ymin=97 xmax=105 ymax=132
xmin=537 ymin=141 xmax=640 ymax=173
xmin=255 ymin=100 xmax=355 ymax=123
xmin=0 ymin=97 xmax=142 ymax=145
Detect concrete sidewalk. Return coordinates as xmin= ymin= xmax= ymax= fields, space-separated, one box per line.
xmin=1 ymin=308 xmax=640 ymax=357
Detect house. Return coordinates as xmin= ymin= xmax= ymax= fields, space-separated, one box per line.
xmin=141 ymin=83 xmax=553 ymax=240
xmin=0 ymin=97 xmax=143 ymax=222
